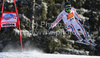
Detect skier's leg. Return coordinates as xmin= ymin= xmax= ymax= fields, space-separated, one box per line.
xmin=70 ymin=24 xmax=90 ymax=45
xmin=76 ymin=20 xmax=97 ymax=46
xmin=70 ymin=24 xmax=83 ymax=40
xmin=76 ymin=20 xmax=89 ymax=39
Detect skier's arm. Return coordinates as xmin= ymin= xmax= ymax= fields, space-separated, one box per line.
xmin=74 ymin=8 xmax=81 ymax=21
xmin=73 ymin=8 xmax=83 ymax=24
xmin=49 ymin=13 xmax=63 ymax=29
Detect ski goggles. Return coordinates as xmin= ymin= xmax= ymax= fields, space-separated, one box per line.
xmin=65 ymin=7 xmax=72 ymax=12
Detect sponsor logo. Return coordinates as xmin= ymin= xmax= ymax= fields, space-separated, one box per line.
xmin=3 ymin=14 xmax=15 ymax=20
xmin=2 ymin=23 xmax=16 ymax=27
xmin=66 ymin=12 xmax=74 ymax=19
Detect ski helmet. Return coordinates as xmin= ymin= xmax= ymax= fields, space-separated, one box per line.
xmin=64 ymin=2 xmax=72 ymax=13
xmin=64 ymin=2 xmax=71 ymax=8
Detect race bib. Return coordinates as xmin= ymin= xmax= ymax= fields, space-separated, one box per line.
xmin=66 ymin=12 xmax=74 ymax=19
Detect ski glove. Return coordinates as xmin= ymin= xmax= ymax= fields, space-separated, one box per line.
xmin=79 ymin=20 xmax=83 ymax=24
xmin=47 ymin=28 xmax=52 ymax=33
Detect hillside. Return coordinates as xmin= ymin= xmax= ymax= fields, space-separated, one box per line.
xmin=0 ymin=0 xmax=100 ymax=56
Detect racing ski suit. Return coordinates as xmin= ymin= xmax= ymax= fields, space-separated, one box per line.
xmin=49 ymin=7 xmax=90 ymax=40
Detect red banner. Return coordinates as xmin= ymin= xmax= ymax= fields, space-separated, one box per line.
xmin=0 ymin=12 xmax=19 ymax=27
xmin=0 ymin=0 xmax=23 ymax=51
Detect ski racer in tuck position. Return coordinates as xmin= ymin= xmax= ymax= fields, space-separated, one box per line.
xmin=48 ymin=2 xmax=97 ymax=46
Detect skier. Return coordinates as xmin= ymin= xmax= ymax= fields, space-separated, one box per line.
xmin=48 ymin=2 xmax=97 ymax=46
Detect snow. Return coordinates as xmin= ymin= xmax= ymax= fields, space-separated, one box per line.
xmin=0 ymin=40 xmax=99 ymax=58
xmin=0 ymin=52 xmax=99 ymax=58
xmin=6 ymin=0 xmax=18 ymax=3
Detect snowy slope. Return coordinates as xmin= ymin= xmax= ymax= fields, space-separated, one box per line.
xmin=0 ymin=52 xmax=100 ymax=58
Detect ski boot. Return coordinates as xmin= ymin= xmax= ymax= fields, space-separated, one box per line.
xmin=76 ymin=39 xmax=90 ymax=45
xmin=84 ymin=39 xmax=97 ymax=46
